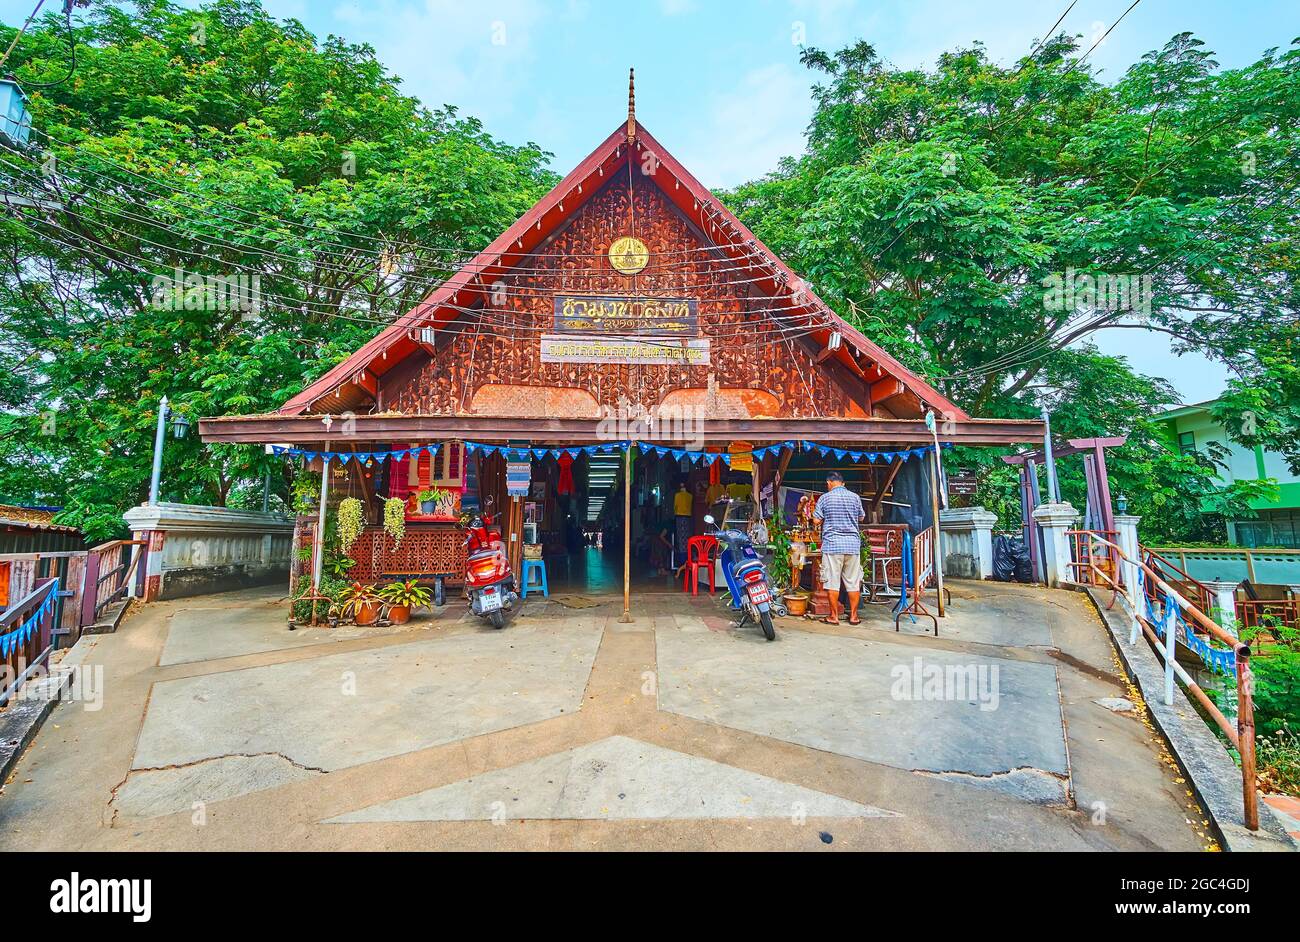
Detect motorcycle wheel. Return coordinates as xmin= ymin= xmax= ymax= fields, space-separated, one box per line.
xmin=759 ymin=610 xmax=776 ymax=642
xmin=488 ymin=609 xmax=506 ymax=630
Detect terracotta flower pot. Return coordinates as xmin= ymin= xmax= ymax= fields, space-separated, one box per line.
xmin=387 ymin=604 xmax=411 ymax=625
xmin=784 ymin=594 xmax=809 ymax=617
xmin=353 ymin=602 xmax=380 ymax=626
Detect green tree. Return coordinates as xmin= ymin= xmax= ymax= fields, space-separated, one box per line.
xmin=725 ymin=33 xmax=1299 ymax=541
xmin=0 ymin=0 xmax=556 ymax=539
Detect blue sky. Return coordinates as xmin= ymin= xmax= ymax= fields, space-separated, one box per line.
xmin=9 ymin=0 xmax=1299 ymax=403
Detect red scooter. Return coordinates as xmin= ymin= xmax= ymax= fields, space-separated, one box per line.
xmin=463 ymin=503 xmax=519 ymax=629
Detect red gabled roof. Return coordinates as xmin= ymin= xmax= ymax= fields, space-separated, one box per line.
xmin=281 ymin=120 xmax=969 ymax=421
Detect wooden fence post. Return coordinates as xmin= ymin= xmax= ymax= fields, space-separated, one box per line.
xmin=79 ymin=549 xmax=101 ymax=629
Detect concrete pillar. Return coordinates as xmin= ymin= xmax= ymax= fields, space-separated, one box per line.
xmin=939 ymin=506 xmax=998 ymax=579
xmin=1031 ymin=502 xmax=1079 ymax=588
xmin=1204 ymin=579 xmax=1242 ymax=631
xmin=1114 ymin=513 xmax=1141 ymax=593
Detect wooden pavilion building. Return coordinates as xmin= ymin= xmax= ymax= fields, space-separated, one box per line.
xmin=200 ymin=75 xmax=1045 ymax=611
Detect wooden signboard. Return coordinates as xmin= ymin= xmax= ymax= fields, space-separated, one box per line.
xmin=540 ymin=335 xmax=710 ymax=366
xmin=947 ymin=474 xmax=979 ymax=496
xmin=553 ymin=295 xmax=698 ymax=335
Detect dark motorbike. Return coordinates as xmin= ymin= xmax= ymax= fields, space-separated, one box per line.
xmin=704 ymin=510 xmax=778 ymax=641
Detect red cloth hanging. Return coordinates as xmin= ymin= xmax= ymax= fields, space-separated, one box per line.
xmin=389 ymin=447 xmax=411 ymax=500
xmin=709 ymin=454 xmax=722 ymax=487
xmin=417 ymin=449 xmax=433 ymax=490
xmin=557 ymin=453 xmax=574 ymax=495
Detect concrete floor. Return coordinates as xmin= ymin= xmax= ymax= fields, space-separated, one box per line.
xmin=0 ymin=581 xmax=1211 ymax=851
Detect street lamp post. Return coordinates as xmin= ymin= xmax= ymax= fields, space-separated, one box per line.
xmin=147 ymin=396 xmax=190 ymax=505
xmin=148 ymin=396 xmax=170 ymax=506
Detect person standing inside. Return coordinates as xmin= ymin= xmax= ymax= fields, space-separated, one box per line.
xmin=813 ymin=471 xmax=865 ymax=625
xmin=673 ymin=480 xmax=694 ymax=563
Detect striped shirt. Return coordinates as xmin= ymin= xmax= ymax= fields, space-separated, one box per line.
xmin=813 ymin=486 xmax=865 ymax=554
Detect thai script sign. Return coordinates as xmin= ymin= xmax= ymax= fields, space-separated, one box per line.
xmin=553 ymin=295 xmax=698 ymax=335
xmin=539 ymin=335 xmax=711 ymax=366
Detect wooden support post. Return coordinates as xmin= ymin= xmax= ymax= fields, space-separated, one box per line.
xmin=871 ymin=456 xmax=905 ymax=518
xmin=929 ymin=445 xmax=946 ymax=618
xmin=79 ymin=549 xmax=101 ymax=630
xmin=1092 ymin=442 xmax=1116 ymax=535
xmin=619 ymin=443 xmax=633 ymax=623
xmin=312 ymin=456 xmax=330 ymax=627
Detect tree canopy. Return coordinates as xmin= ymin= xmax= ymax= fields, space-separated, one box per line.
xmin=724 ymin=32 xmax=1299 ymax=540
xmin=0 ymin=0 xmax=556 ymax=538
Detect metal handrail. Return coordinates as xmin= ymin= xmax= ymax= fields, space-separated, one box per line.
xmin=1078 ymin=531 xmax=1258 ymax=832
xmin=1142 ymin=545 xmax=1214 ymax=612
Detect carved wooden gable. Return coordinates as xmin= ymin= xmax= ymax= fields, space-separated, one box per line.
xmin=386 ymin=171 xmax=868 ymax=419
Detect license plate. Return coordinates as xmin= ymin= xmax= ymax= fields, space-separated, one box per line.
xmin=480 ymin=591 xmax=502 ymax=612
xmin=748 ymin=586 xmax=770 ymax=605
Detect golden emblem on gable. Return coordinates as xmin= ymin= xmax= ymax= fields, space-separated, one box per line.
xmin=609 ymin=236 xmax=650 ymax=275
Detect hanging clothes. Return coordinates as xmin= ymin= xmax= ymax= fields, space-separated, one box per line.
xmin=416 ymin=448 xmax=433 ymax=491
xmin=389 ymin=446 xmax=412 ymax=500
xmin=557 ymin=453 xmax=575 ymax=495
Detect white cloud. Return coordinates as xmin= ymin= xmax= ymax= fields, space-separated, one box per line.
xmin=674 ymin=62 xmax=812 ymax=190
xmin=322 ymin=0 xmax=554 ymax=127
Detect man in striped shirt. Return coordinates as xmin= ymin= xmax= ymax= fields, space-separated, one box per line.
xmin=813 ymin=471 xmax=865 ymax=625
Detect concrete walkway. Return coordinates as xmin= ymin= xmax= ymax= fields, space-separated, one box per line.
xmin=0 ymin=581 xmax=1212 ymax=850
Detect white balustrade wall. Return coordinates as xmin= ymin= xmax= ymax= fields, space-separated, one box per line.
xmin=123 ymin=503 xmax=294 ymax=601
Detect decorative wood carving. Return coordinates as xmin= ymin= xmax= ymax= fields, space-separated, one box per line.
xmin=299 ymin=524 xmax=466 ymax=586
xmin=388 ymin=172 xmax=862 ymax=419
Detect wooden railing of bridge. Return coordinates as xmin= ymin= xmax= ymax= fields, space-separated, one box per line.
xmin=79 ymin=539 xmax=147 ymax=629
xmin=0 ymin=577 xmax=60 ymax=707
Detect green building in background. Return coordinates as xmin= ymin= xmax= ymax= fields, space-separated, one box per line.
xmin=1157 ymin=399 xmax=1300 ymax=548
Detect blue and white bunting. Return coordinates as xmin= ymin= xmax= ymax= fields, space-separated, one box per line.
xmin=0 ymin=578 xmax=58 ymax=658
xmin=272 ymin=443 xmax=443 ymax=463
xmin=273 ymin=440 xmax=951 ymax=467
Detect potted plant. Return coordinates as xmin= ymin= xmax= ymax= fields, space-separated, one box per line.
xmin=379 ymin=579 xmax=433 ymax=625
xmin=340 ymin=582 xmax=383 ymax=626
xmin=416 ymin=487 xmax=459 ymax=519
xmin=337 ymin=497 xmax=364 ymax=552
xmin=784 ymin=592 xmax=810 ymax=617
xmin=383 ymin=497 xmax=406 ymax=546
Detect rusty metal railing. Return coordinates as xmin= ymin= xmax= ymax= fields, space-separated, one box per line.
xmin=1066 ymin=529 xmax=1118 ymax=587
xmin=1075 ymin=531 xmax=1258 ymax=831
xmin=1237 ymin=598 xmax=1299 ymax=634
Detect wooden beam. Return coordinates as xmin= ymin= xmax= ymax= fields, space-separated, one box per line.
xmin=201 ymin=415 xmax=1047 ymax=446
xmin=871 ymin=456 xmax=907 ymax=516
xmin=869 ymin=378 xmax=906 ymax=405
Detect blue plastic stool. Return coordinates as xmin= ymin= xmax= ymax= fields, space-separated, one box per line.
xmin=520 ymin=558 xmax=549 ymax=598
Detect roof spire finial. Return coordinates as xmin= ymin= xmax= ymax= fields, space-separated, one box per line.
xmin=627 ymin=67 xmax=636 ymax=143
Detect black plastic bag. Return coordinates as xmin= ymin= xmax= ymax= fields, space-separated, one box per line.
xmin=993 ymin=535 xmax=1033 ymax=582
